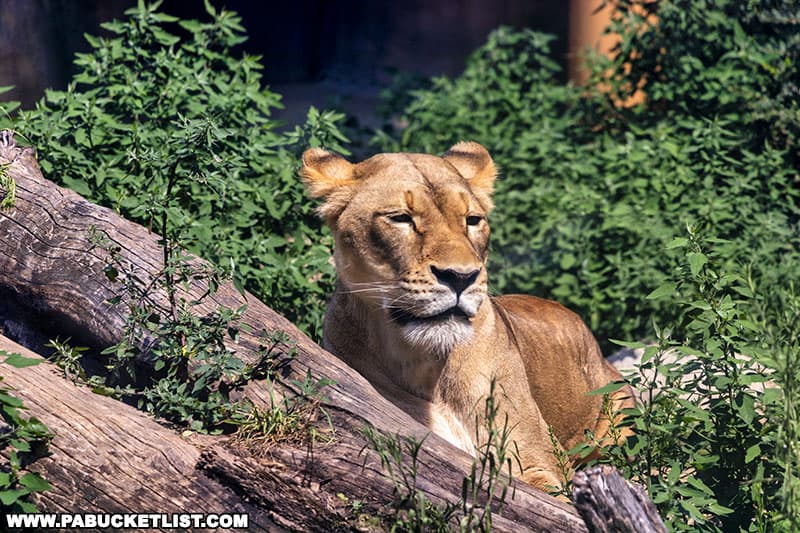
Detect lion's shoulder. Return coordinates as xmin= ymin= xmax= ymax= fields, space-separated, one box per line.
xmin=492 ymin=294 xmax=587 ymax=331
xmin=490 ymin=294 xmax=599 ymax=364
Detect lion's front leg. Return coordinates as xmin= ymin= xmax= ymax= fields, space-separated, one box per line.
xmin=501 ymin=392 xmax=570 ymax=494
xmin=434 ymin=369 xmax=569 ymax=495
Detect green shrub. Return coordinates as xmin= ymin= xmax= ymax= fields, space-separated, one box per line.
xmin=597 ymin=0 xmax=800 ymax=160
xmin=0 ymin=352 xmax=53 ymax=514
xmin=2 ymin=0 xmax=347 ymax=340
xmin=577 ymin=230 xmax=798 ymax=531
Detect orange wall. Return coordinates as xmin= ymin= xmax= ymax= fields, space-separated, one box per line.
xmin=568 ymin=0 xmax=617 ymax=85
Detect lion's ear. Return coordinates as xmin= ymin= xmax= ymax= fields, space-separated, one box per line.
xmin=443 ymin=141 xmax=496 ymax=212
xmin=301 ymin=148 xmax=356 ymax=222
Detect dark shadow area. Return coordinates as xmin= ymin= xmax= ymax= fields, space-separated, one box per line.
xmin=0 ymin=0 xmax=569 ymax=128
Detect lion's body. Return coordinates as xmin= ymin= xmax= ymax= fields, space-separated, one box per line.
xmin=302 ymin=143 xmax=634 ymax=490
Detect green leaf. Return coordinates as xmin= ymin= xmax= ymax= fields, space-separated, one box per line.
xmin=18 ymin=473 xmax=51 ymax=492
xmin=2 ymin=352 xmax=41 ymax=368
xmin=178 ymin=20 xmax=203 ymax=32
xmin=675 ymin=398 xmax=711 ymax=422
xmin=559 ymin=253 xmax=577 ymax=269
xmin=646 ymin=283 xmax=677 ymax=301
xmin=152 ymin=28 xmax=180 ymax=46
xmin=608 ymin=339 xmax=646 ymax=349
xmin=83 ymin=33 xmax=101 ymax=48
xmin=687 ymin=252 xmax=707 ymax=277
xmin=737 ymin=394 xmax=756 ymax=425
xmin=17 ymin=501 xmax=39 ymax=513
xmin=10 ymin=439 xmax=31 ymax=452
xmin=707 ymin=503 xmax=734 ymax=516
xmin=745 ymin=444 xmax=761 ymax=464
xmin=103 ymin=265 xmax=119 ymax=282
xmin=61 ymin=176 xmax=92 ymax=196
xmin=0 ymin=488 xmax=29 ymax=506
xmin=666 ymin=237 xmax=688 ymax=250
xmin=686 ymin=476 xmax=714 ymax=496
xmin=666 ymin=462 xmax=682 ymax=485
xmin=586 ymin=381 xmax=626 ymax=396
xmin=0 ymin=392 xmax=24 ymax=407
xmin=73 ymin=128 xmax=89 ymax=147
xmin=679 ymin=498 xmax=704 ymax=520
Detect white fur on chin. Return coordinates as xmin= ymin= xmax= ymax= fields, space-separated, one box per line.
xmin=400 ymin=316 xmax=473 ymax=358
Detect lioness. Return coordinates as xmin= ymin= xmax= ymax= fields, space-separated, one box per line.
xmin=301 ymin=142 xmax=633 ymax=490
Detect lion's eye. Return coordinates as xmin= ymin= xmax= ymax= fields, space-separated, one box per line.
xmin=388 ymin=213 xmax=414 ymax=225
xmin=466 ymin=215 xmax=483 ymax=227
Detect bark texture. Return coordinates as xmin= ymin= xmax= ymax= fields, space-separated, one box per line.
xmin=572 ymin=466 xmax=668 ymax=533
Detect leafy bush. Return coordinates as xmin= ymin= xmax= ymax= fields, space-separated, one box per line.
xmin=577 ymin=230 xmax=798 ymax=531
xmin=2 ymin=0 xmax=347 ymax=340
xmin=0 ymin=352 xmax=52 ymax=514
xmin=597 ymin=0 xmax=800 ymax=159
xmin=0 ymin=1 xmax=343 ymax=435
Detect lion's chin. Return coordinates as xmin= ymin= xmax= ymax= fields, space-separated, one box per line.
xmin=399 ymin=315 xmax=473 ymax=358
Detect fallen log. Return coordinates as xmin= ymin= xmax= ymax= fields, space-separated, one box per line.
xmin=572 ymin=466 xmax=667 ymax=533
xmin=0 ymin=138 xmax=589 ymax=530
xmin=0 ymin=335 xmax=275 ymax=531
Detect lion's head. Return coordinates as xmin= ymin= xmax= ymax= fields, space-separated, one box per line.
xmin=301 ymin=142 xmax=497 ymax=356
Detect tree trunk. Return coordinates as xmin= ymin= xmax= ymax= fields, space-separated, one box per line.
xmin=0 ymin=137 xmax=653 ymax=531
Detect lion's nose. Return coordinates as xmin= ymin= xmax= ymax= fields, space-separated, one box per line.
xmin=430 ymin=266 xmax=480 ymax=297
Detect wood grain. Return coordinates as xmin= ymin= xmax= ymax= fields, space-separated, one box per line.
xmin=573 ymin=466 xmax=667 ymax=533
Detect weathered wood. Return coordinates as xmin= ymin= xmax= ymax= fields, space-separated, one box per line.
xmin=0 ymin=335 xmax=276 ymax=532
xmin=0 ymin=139 xmax=589 ymax=531
xmin=572 ymin=465 xmax=667 ymax=533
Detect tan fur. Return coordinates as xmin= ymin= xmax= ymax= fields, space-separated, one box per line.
xmin=301 ymin=142 xmax=635 ymax=491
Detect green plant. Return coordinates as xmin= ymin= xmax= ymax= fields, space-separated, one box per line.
xmin=232 ymin=370 xmax=334 ymax=453
xmin=0 ymin=0 xmax=341 ymax=440
xmin=45 ymin=338 xmax=89 ymax=383
xmin=335 ymin=491 xmax=384 ymax=530
xmin=44 ymin=337 xmax=132 ymax=398
xmin=102 ymin=249 xmax=302 ymax=433
xmin=2 ymin=0 xmax=349 ymax=341
xmin=361 ymin=428 xmax=458 ymax=532
xmin=547 ymin=425 xmax=574 ymax=498
xmin=88 ymin=223 xmax=307 ymax=437
xmin=87 ymin=226 xmax=233 ymax=430
xmin=0 ymin=161 xmax=14 ymax=209
xmin=0 ymin=351 xmax=53 ymax=514
xmin=89 ymin=219 xmax=336 ymax=445
xmin=458 ymin=379 xmax=518 ymax=532
xmin=576 ymin=229 xmax=798 ymax=531
xmin=595 ymin=0 xmax=800 ymax=161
